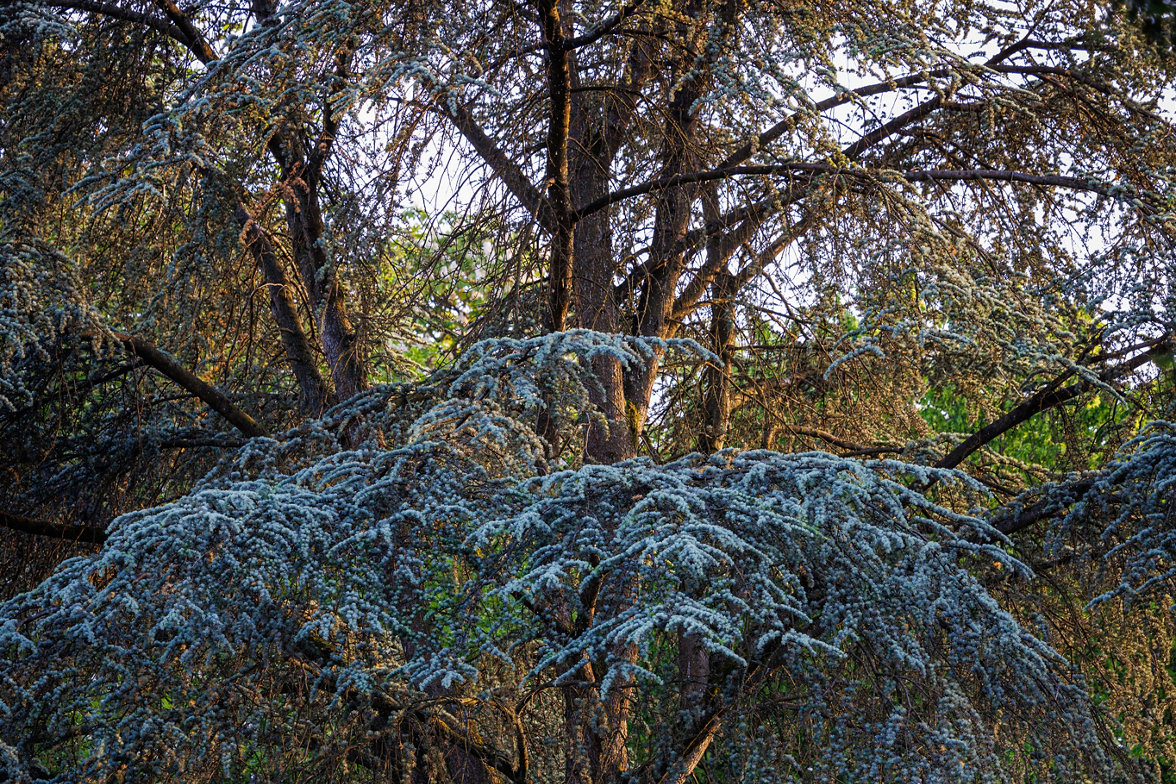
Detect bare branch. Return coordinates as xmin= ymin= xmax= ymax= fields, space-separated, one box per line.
xmin=0 ymin=509 xmax=106 ymax=545
xmin=578 ymin=162 xmax=1153 ymax=220
xmin=436 ymin=99 xmax=554 ymax=233
xmin=935 ymin=335 xmax=1173 ymax=472
xmin=716 ymin=37 xmax=1054 ymax=170
xmin=106 ymin=331 xmax=269 ymax=438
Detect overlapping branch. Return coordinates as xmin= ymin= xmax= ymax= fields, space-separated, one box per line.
xmin=104 ymin=331 xmax=269 ymax=438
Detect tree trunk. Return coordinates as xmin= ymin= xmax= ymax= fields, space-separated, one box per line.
xmin=234 ymin=204 xmax=331 ymax=415
xmin=282 ymin=172 xmax=366 ymax=404
xmin=700 ymin=273 xmax=735 ymax=453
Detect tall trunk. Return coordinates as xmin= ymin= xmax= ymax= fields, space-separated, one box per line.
xmin=563 ymin=658 xmax=605 ymax=784
xmin=700 ymin=273 xmax=735 ymax=453
xmin=539 ymin=0 xmax=575 ymax=334
xmin=574 ymin=166 xmax=635 ymax=463
xmin=566 ymin=20 xmax=653 ymax=464
xmin=234 ymin=204 xmax=331 ymax=415
xmin=699 ymin=184 xmax=736 ymax=453
xmin=622 ymin=54 xmax=704 ymax=437
xmin=283 ymin=172 xmax=366 ymax=404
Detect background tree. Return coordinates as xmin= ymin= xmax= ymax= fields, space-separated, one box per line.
xmin=1 ymin=0 xmax=1176 ymax=781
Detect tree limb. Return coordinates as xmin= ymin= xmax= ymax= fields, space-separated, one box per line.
xmin=436 ymin=99 xmax=554 ymax=233
xmin=564 ymin=0 xmax=645 ymax=50
xmin=151 ymin=0 xmax=218 ymax=63
xmin=0 ymin=509 xmax=106 ymax=544
xmin=36 ymin=0 xmax=189 ymax=45
xmin=988 ymin=476 xmax=1098 ymax=537
xmin=576 ymin=163 xmax=1149 ymax=219
xmin=106 ymin=331 xmax=269 ymax=438
xmin=935 ymin=334 xmax=1173 ymax=473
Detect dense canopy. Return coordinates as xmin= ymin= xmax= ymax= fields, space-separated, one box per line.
xmin=1 ymin=0 xmax=1175 ymax=781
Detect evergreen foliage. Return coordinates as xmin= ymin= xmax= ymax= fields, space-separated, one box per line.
xmin=0 ymin=334 xmax=1157 ymax=782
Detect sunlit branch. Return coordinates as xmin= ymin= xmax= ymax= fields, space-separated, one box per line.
xmin=36 ymin=0 xmax=188 ymax=44
xmin=106 ymin=331 xmax=269 ymax=438
xmin=151 ymin=0 xmax=218 ymax=63
xmin=935 ymin=334 xmax=1174 ymax=473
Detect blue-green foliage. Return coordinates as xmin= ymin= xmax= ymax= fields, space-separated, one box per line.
xmin=1069 ymin=422 xmax=1176 ymax=607
xmin=0 ymin=332 xmax=1154 ymax=782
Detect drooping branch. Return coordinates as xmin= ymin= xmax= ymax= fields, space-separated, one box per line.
xmin=716 ymin=37 xmax=1074 ymax=169
xmin=36 ymin=0 xmax=190 ymax=47
xmin=934 ymin=335 xmax=1173 ymax=472
xmin=38 ymin=0 xmax=220 ymax=63
xmin=988 ymin=476 xmax=1098 ymax=537
xmin=106 ymin=331 xmax=269 ymax=438
xmin=564 ymin=0 xmax=645 ymax=49
xmin=0 ymin=508 xmax=107 ymax=544
xmin=576 ymin=163 xmax=1152 ymax=219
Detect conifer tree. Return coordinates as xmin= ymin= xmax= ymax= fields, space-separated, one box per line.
xmin=1 ymin=0 xmax=1175 ymax=781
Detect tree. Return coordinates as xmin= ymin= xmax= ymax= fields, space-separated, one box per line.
xmin=1 ymin=0 xmax=1176 ymax=780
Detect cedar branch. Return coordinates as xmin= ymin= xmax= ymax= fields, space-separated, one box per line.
xmin=105 ymin=331 xmax=269 ymax=438
xmin=0 ymin=509 xmax=107 ymax=544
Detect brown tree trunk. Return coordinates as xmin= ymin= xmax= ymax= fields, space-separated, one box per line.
xmin=282 ymin=169 xmax=367 ymax=405
xmin=574 ymin=180 xmax=634 ymax=463
xmin=566 ymin=26 xmax=651 ymax=464
xmin=700 ymin=270 xmax=734 ymax=453
xmin=540 ymin=0 xmax=575 ymax=334
xmin=234 ymin=204 xmax=331 ymax=415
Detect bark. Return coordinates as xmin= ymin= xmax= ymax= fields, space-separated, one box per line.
xmin=567 ymin=18 xmax=655 ymax=463
xmin=234 ymin=205 xmax=332 ymax=416
xmin=151 ymin=0 xmax=217 ymax=62
xmin=987 ymin=476 xmax=1098 ymax=538
xmin=109 ymin=331 xmax=268 ymax=438
xmin=654 ymin=710 xmax=723 ymax=784
xmin=282 ymin=175 xmax=367 ymax=404
xmin=563 ymin=659 xmax=605 ymax=784
xmin=267 ymin=120 xmax=367 ymax=406
xmin=538 ymin=0 xmax=575 ymax=333
xmin=699 ymin=270 xmax=734 ymax=453
xmin=570 ymin=151 xmax=633 ymax=462
xmin=0 ymin=509 xmax=106 ymax=544
xmin=245 ymin=29 xmax=365 ymax=407
xmin=621 ymin=0 xmax=714 ymax=438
